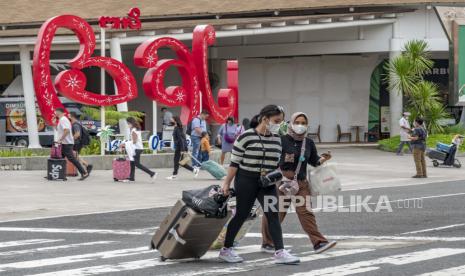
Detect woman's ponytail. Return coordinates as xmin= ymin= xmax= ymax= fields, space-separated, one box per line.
xmin=249 ymin=114 xmax=260 ymax=129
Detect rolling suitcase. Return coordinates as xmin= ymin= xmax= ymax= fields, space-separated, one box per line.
xmin=190 ymin=155 xmax=227 ymax=180
xmin=113 ymin=157 xmax=131 ymax=181
xmin=151 ymin=200 xmax=231 ymax=261
xmin=47 ymin=158 xmax=67 ymax=181
xmin=66 ymin=151 xmax=78 ymax=177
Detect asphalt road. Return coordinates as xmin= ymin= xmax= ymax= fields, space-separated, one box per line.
xmin=0 ymin=180 xmax=465 ymax=275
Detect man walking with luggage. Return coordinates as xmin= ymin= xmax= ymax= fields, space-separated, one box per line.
xmin=191 ymin=110 xmax=209 ymax=167
xmin=69 ymin=112 xmax=93 ymax=174
xmin=397 ymin=112 xmax=412 ymax=156
xmin=55 ymin=108 xmax=89 ymax=180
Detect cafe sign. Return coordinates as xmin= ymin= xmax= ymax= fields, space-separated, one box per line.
xmin=32 ymin=8 xmax=239 ymax=126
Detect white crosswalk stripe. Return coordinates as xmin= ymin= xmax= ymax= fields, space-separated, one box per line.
xmin=0 ymin=239 xmax=63 ymax=248
xmin=288 ymin=248 xmax=465 ymax=276
xmin=0 ymin=246 xmax=150 ymax=272
xmin=0 ymin=227 xmax=146 ymax=235
xmin=0 ymin=241 xmax=116 ymax=257
xmin=416 ymin=264 xmax=465 ymax=276
xmin=24 ymin=245 xmax=265 ymax=276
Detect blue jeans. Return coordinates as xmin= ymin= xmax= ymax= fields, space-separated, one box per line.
xmin=199 ymin=151 xmax=210 ymax=163
xmin=397 ymin=141 xmax=412 ymax=154
xmin=191 ymin=135 xmax=201 ymax=166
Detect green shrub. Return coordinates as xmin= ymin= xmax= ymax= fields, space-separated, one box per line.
xmin=443 ymin=124 xmax=465 ymax=135
xmin=80 ymin=138 xmax=101 ymax=156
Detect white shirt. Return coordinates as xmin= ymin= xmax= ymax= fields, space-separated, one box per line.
xmin=399 ymin=117 xmax=410 ymax=141
xmin=57 ymin=116 xmax=74 ymax=144
xmin=163 ymin=111 xmax=173 ymax=126
xmin=131 ymin=128 xmax=143 ymax=150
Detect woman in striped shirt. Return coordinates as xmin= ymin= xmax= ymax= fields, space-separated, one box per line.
xmin=219 ymin=105 xmax=300 ymax=265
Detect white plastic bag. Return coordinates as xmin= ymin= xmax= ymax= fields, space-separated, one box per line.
xmin=124 ymin=140 xmax=136 ymax=161
xmin=309 ymin=163 xmax=341 ymax=196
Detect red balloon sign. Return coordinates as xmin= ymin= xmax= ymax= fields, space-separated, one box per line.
xmin=33 ymin=15 xmax=138 ymax=125
xmin=32 ymin=12 xmax=238 ymax=126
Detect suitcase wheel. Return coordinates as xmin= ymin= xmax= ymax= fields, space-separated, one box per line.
xmin=160 ymin=256 xmax=167 ymax=262
xmin=433 ymin=160 xmax=439 ymax=167
xmin=114 ymin=178 xmax=118 ymax=182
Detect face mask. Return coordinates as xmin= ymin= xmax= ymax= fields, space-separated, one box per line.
xmin=292 ymin=124 xmax=307 ymax=135
xmin=267 ymin=122 xmax=281 ymax=134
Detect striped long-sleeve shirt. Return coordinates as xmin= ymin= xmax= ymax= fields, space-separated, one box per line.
xmin=230 ymin=129 xmax=282 ymax=173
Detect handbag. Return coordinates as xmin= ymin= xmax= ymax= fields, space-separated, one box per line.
xmin=309 ymin=163 xmax=341 ymax=196
xmin=182 ymin=185 xmax=230 ymax=218
xmin=256 ymin=130 xmax=283 ymax=188
xmin=179 ymin=152 xmax=191 ymax=166
xmin=278 ymin=138 xmax=306 ymax=195
xmin=50 ymin=143 xmax=62 ymax=159
xmin=223 ymin=124 xmax=236 ymax=144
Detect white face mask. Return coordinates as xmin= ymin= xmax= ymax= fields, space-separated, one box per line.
xmin=267 ymin=122 xmax=281 ymax=134
xmin=292 ymin=124 xmax=307 ymax=135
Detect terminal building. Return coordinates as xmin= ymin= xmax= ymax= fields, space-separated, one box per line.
xmin=0 ymin=0 xmax=463 ymax=147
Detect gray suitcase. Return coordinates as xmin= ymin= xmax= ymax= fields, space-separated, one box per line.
xmin=427 ymin=149 xmax=447 ymax=161
xmin=151 ymin=200 xmax=231 ymax=261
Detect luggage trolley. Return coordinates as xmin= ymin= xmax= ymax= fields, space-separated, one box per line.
xmin=427 ymin=138 xmax=463 ymax=168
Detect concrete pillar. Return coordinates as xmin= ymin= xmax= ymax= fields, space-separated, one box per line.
xmin=109 ymin=34 xmax=130 ymax=139
xmin=19 ymin=45 xmax=41 ymax=148
xmin=389 ymin=23 xmax=403 ymax=137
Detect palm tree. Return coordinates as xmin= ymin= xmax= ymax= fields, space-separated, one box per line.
xmin=384 ymin=40 xmax=449 ymax=134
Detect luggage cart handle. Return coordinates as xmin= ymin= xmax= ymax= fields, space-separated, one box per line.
xmin=168 ymin=228 xmax=186 ymax=245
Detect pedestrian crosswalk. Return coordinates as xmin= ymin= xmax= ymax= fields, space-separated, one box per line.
xmin=1 ymin=228 xmax=465 ymax=275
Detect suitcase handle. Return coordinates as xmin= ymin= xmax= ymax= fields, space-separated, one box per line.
xmin=168 ymin=227 xmax=186 ymax=245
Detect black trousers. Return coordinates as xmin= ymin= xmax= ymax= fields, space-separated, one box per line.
xmin=62 ymin=144 xmax=86 ymax=176
xmin=130 ymin=149 xmax=155 ymax=180
xmin=224 ymin=169 xmax=284 ymax=250
xmin=173 ymin=148 xmax=194 ymax=175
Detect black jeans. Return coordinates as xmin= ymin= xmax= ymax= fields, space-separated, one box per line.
xmin=62 ymin=144 xmax=86 ymax=176
xmin=224 ymin=169 xmax=284 ymax=250
xmin=130 ymin=149 xmax=155 ymax=180
xmin=173 ymin=148 xmax=194 ymax=175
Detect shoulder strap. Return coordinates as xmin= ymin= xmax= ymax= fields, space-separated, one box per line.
xmin=254 ymin=130 xmax=266 ymax=174
xmin=294 ymin=138 xmax=307 ymax=180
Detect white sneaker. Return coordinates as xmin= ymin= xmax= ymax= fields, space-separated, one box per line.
xmin=219 ymin=247 xmax=243 ymax=263
xmin=274 ymin=249 xmax=300 ymax=265
xmin=166 ymin=175 xmax=177 ymax=180
xmin=151 ymin=173 xmax=158 ymax=182
xmin=193 ymin=167 xmax=200 ymax=178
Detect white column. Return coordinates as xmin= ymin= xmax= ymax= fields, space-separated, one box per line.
xmin=109 ymin=34 xmax=130 ymax=139
xmin=100 ymin=28 xmax=106 ymax=156
xmin=19 ymin=45 xmax=41 ymax=148
xmin=152 ymin=102 xmax=157 ymax=138
xmin=389 ymin=22 xmax=403 ymax=137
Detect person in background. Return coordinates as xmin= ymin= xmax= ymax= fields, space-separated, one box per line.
xmin=261 ymin=112 xmax=336 ymax=254
xmin=409 ymin=118 xmax=427 ymax=178
xmin=242 ymin=118 xmax=250 ymax=130
xmin=200 ymin=131 xmax=211 ymax=163
xmin=55 ymin=108 xmax=89 ymax=180
xmin=191 ymin=110 xmax=209 ymax=167
xmin=126 ymin=117 xmax=157 ymax=182
xmin=397 ymin=112 xmax=412 ymax=156
xmin=69 ymin=112 xmax=92 ymax=174
xmin=161 ymin=107 xmax=173 ymax=127
xmin=217 ymin=117 xmax=244 ymax=165
xmin=219 ymin=104 xmax=300 ymax=265
xmin=166 ymin=116 xmax=200 ymax=180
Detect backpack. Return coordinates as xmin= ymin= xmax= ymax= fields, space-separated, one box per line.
xmin=79 ymin=123 xmax=91 ymax=146
xmin=186 ymin=117 xmax=199 ymax=136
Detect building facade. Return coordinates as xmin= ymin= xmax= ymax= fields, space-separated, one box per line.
xmin=0 ymin=0 xmax=462 ymax=146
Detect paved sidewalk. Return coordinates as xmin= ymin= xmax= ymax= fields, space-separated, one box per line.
xmin=1 ymin=147 xmax=464 ymax=222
